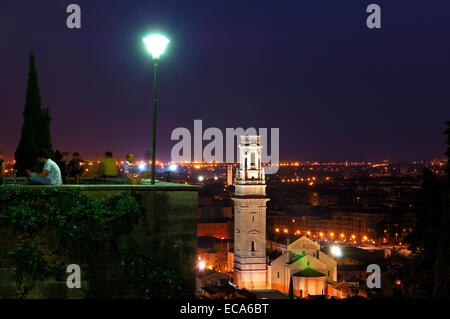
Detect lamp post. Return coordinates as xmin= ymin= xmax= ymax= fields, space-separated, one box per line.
xmin=143 ymin=34 xmax=170 ymax=184
xmin=330 ymin=245 xmax=343 ymax=281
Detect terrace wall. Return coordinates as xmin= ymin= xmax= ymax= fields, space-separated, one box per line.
xmin=0 ymin=183 xmax=199 ymax=298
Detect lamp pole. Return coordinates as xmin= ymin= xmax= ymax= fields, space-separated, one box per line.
xmin=151 ymin=59 xmax=158 ymax=185
xmin=142 ymin=34 xmax=169 ymax=185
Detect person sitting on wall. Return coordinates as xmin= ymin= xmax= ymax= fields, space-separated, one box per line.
xmin=55 ymin=151 xmax=69 ymax=184
xmin=25 ymin=150 xmax=62 ymax=186
xmin=67 ymin=152 xmax=84 ymax=184
xmin=122 ymin=153 xmax=150 ymax=184
xmin=99 ymin=151 xmax=118 ymax=178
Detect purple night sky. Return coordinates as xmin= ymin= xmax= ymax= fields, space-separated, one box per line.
xmin=1 ymin=0 xmax=450 ymax=162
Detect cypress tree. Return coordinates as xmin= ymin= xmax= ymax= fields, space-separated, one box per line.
xmin=403 ymin=122 xmax=450 ymax=298
xmin=288 ymin=276 xmax=294 ymax=299
xmin=14 ymin=52 xmax=52 ymax=175
xmin=433 ymin=121 xmax=450 ymax=298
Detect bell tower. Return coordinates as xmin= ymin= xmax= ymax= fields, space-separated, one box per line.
xmin=232 ymin=136 xmax=269 ymax=290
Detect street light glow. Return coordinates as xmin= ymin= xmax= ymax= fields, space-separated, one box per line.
xmin=330 ymin=245 xmax=343 ymax=257
xmin=143 ymin=34 xmax=170 ymax=59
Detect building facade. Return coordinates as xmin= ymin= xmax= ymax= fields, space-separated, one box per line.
xmin=270 ymin=236 xmax=337 ymax=297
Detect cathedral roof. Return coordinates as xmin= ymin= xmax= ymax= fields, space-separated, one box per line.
xmin=288 ymin=254 xmax=306 ymax=265
xmin=292 ymin=268 xmax=327 ymax=278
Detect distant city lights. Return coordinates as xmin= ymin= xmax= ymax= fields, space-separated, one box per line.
xmin=198 ymin=260 xmax=206 ymax=271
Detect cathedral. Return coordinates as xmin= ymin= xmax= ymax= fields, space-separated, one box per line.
xmin=232 ymin=135 xmax=337 ymax=297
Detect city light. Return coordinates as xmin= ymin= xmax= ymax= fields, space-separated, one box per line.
xmin=169 ymin=163 xmax=178 ymax=172
xmin=198 ymin=260 xmax=206 ymax=271
xmin=198 ymin=176 xmax=204 ymax=182
xmin=330 ymin=246 xmax=343 ymax=257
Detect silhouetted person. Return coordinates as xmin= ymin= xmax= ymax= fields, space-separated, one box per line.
xmin=56 ymin=152 xmax=69 ymax=184
xmin=68 ymin=152 xmax=84 ymax=184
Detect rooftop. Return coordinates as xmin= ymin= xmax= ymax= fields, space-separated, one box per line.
xmin=292 ymin=268 xmax=327 ymax=277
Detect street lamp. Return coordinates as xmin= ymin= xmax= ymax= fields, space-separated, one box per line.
xmin=143 ymin=34 xmax=170 ymax=184
xmin=330 ymin=245 xmax=342 ymax=281
xmin=330 ymin=245 xmax=342 ymax=258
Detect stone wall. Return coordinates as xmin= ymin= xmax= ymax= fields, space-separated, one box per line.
xmin=0 ymin=183 xmax=200 ymax=298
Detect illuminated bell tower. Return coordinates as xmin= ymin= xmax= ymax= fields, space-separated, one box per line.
xmin=232 ymin=135 xmax=269 ymax=290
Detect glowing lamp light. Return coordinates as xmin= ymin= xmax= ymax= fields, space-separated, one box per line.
xmin=331 ymin=246 xmax=343 ymax=257
xmin=138 ymin=163 xmax=146 ymax=171
xmin=169 ymin=164 xmax=178 ymax=172
xmin=283 ymin=229 xmax=288 ymax=234
xmin=198 ymin=176 xmax=204 ymax=182
xmin=143 ymin=34 xmax=170 ymax=59
xmin=198 ymin=261 xmax=206 ymax=271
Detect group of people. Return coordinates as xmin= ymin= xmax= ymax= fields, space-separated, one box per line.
xmin=0 ymin=150 xmax=150 ymax=186
xmin=55 ymin=151 xmax=86 ymax=184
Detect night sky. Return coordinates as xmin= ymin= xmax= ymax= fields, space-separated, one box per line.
xmin=1 ymin=0 xmax=450 ymax=162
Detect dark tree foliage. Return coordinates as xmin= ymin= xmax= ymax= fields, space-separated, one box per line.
xmin=14 ymin=52 xmax=53 ymax=175
xmin=402 ymin=122 xmax=450 ymax=298
xmin=433 ymin=121 xmax=450 ymax=298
